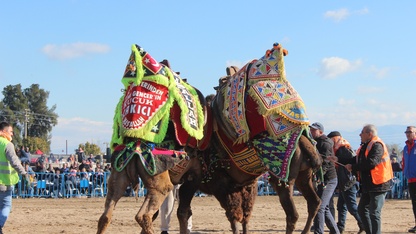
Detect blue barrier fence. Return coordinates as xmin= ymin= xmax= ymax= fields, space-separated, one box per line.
xmin=12 ymin=171 xmax=408 ymax=199
xmin=388 ymin=171 xmax=408 ymax=199
xmin=12 ymin=171 xmax=145 ymax=198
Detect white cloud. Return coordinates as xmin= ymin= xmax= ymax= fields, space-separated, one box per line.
xmin=42 ymin=42 xmax=110 ymax=60
xmin=225 ymin=60 xmax=249 ymax=70
xmin=368 ymin=65 xmax=390 ymax=79
xmin=307 ymin=102 xmax=415 ymax=147
xmin=50 ymin=117 xmax=112 ymax=154
xmin=356 ymin=86 xmax=384 ymax=94
xmin=354 ymin=7 xmax=369 ymax=15
xmin=318 ymin=57 xmax=362 ymax=79
xmin=324 ymin=8 xmax=350 ymax=22
xmin=337 ymin=98 xmax=355 ymax=106
xmin=324 ymin=7 xmax=369 ymax=22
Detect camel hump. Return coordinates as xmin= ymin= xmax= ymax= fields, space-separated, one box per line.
xmin=214 ymin=66 xmax=240 ymax=91
xmin=298 ymin=135 xmax=322 ymax=170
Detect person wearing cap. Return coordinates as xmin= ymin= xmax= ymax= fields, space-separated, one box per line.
xmin=0 ymin=122 xmax=28 ymax=233
xmin=309 ymin=122 xmax=340 ymax=234
xmin=402 ymin=126 xmax=416 ymax=233
xmin=327 ymin=131 xmax=364 ymax=234
xmin=344 ymin=124 xmax=393 ymax=234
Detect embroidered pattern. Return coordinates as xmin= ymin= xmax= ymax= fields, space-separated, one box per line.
xmin=121 ymin=82 xmax=169 ymax=130
xmin=222 ymin=64 xmax=250 ymax=143
xmin=265 ymin=113 xmax=305 ymax=136
xmin=216 ymin=131 xmax=264 ymax=176
xmin=113 ymin=44 xmax=204 ymax=145
xmin=253 ymin=127 xmax=304 ymax=181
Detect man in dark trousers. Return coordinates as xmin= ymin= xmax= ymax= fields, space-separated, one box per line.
xmin=310 ymin=122 xmax=340 ymax=234
xmin=327 ymin=131 xmax=364 ymax=234
xmin=402 ymin=126 xmax=416 ymax=233
xmin=345 ymin=124 xmax=393 ymax=234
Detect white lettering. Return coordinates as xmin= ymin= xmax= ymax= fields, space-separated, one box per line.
xmin=129 ymin=104 xmax=136 ymax=114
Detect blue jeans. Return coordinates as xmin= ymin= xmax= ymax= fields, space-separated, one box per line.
xmin=337 ymin=183 xmax=363 ymax=231
xmin=0 ymin=188 xmax=13 ymax=227
xmin=314 ymin=178 xmax=340 ymax=234
xmin=358 ymin=191 xmax=386 ymax=234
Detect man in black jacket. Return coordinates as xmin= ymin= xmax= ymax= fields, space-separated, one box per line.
xmin=344 ymin=124 xmax=393 ymax=234
xmin=328 ymin=131 xmax=364 ymax=234
xmin=310 ymin=122 xmax=340 ymax=234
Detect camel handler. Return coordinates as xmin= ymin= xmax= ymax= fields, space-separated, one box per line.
xmin=0 ymin=122 xmax=28 ymax=234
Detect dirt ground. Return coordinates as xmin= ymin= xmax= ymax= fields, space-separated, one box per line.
xmin=5 ymin=195 xmax=413 ymax=234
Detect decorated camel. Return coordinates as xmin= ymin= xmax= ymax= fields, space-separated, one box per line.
xmin=177 ymin=43 xmax=323 ymax=234
xmin=96 ymin=44 xmax=211 ymax=234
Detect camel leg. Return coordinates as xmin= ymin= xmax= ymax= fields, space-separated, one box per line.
xmin=97 ymin=170 xmax=130 ymax=234
xmin=135 ymin=172 xmax=173 ymax=234
xmin=241 ymin=181 xmax=257 ymax=234
xmin=270 ymin=177 xmax=298 ymax=234
xmin=224 ymin=192 xmax=242 ymax=234
xmin=177 ymin=180 xmax=198 ymax=234
xmin=295 ymin=170 xmax=320 ymax=234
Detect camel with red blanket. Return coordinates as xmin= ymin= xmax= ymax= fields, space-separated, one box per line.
xmin=96 ymin=45 xmax=210 ymax=234
xmin=177 ymin=43 xmax=322 ymax=234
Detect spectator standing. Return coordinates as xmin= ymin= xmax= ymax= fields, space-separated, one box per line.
xmin=92 ymin=166 xmax=104 ymax=186
xmin=390 ymin=148 xmax=399 ymax=161
xmin=391 ymin=157 xmax=402 ymax=172
xmin=22 ymin=162 xmax=35 ymax=198
xmin=0 ymin=122 xmax=28 ymax=233
xmin=345 ymin=124 xmax=393 ymax=234
xmin=160 ymin=184 xmax=192 ymax=234
xmin=76 ymin=147 xmax=86 ymax=163
xmin=19 ymin=146 xmax=30 ymax=164
xmin=402 ymin=126 xmax=416 ymax=233
xmin=34 ymin=161 xmax=47 ymax=181
xmin=309 ymin=122 xmax=340 ymax=234
xmin=327 ymin=131 xmax=364 ymax=234
xmin=52 ymin=168 xmax=63 ymax=198
xmin=44 ymin=163 xmax=55 ymax=183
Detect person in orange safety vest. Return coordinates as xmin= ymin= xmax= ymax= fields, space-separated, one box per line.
xmin=343 ymin=124 xmax=393 ymax=234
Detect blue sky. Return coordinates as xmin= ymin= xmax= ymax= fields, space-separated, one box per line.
xmin=1 ymin=1 xmax=415 ymax=154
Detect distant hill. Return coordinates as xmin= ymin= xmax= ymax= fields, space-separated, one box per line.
xmin=329 ymin=124 xmax=407 ymax=150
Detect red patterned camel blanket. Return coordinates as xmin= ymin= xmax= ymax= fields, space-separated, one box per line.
xmin=215 ymin=43 xmax=314 ymax=182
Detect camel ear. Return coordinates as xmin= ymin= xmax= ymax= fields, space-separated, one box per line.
xmin=282 ymin=49 xmax=288 ymax=56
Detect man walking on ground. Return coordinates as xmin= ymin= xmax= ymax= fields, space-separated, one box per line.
xmin=310 ymin=122 xmax=340 ymax=234
xmin=0 ymin=122 xmax=28 ymax=234
xmin=402 ymin=126 xmax=416 ymax=233
xmin=327 ymin=131 xmax=364 ymax=234
xmin=344 ymin=124 xmax=393 ymax=234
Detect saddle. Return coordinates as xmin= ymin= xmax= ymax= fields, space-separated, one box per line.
xmin=211 ymin=43 xmax=311 ymax=181
xmin=110 ymin=44 xmax=212 ymax=176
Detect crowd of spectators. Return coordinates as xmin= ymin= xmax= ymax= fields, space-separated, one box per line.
xmin=15 ymin=146 xmax=111 ymax=198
